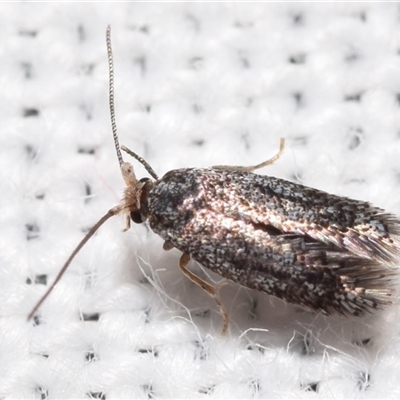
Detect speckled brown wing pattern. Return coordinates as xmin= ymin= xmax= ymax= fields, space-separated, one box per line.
xmin=146 ymin=168 xmax=399 ymax=316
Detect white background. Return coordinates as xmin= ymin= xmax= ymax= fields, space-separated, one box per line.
xmin=1 ymin=3 xmax=400 ymax=399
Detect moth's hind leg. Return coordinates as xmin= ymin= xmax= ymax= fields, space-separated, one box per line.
xmin=213 ymin=138 xmax=285 ymax=172
xmin=179 ymin=253 xmax=229 ymax=336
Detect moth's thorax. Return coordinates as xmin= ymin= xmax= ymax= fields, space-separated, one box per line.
xmin=146 ymin=168 xmax=205 ymax=236
xmin=144 ymin=167 xmax=254 ymax=242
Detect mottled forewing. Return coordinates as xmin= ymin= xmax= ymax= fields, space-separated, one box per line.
xmin=146 ymin=168 xmax=397 ymax=315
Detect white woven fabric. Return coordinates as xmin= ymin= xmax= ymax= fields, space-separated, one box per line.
xmin=1 ymin=3 xmax=399 ymax=398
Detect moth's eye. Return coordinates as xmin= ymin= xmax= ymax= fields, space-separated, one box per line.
xmin=139 ymin=177 xmax=150 ymax=184
xmin=131 ymin=210 xmax=144 ymax=224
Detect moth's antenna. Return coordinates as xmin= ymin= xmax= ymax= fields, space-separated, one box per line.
xmin=107 ymin=25 xmax=124 ymax=167
xmin=27 ymin=207 xmax=119 ymax=321
xmin=107 ymin=26 xmax=158 ymax=181
xmin=27 ymin=27 xmax=127 ymax=321
xmin=121 ymin=145 xmax=159 ymax=180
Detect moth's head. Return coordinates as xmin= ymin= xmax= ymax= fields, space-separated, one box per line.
xmin=120 ymin=161 xmax=154 ymax=225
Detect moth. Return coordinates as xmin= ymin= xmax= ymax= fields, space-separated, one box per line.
xmin=28 ymin=27 xmax=400 ymax=334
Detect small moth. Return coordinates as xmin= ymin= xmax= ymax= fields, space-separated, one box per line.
xmin=28 ymin=27 xmax=400 ymax=334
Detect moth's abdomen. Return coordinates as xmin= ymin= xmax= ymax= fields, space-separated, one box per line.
xmin=146 ymin=168 xmax=397 ymax=316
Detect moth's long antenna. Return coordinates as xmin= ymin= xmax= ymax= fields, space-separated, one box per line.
xmin=107 ymin=26 xmax=159 ymax=181
xmin=121 ymin=145 xmax=159 ymax=180
xmin=27 ymin=27 xmax=127 ymax=321
xmin=107 ymin=25 xmax=124 ymax=167
xmin=27 ymin=207 xmax=119 ymax=321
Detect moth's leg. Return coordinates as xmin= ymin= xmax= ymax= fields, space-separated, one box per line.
xmin=122 ymin=214 xmax=131 ymax=232
xmin=163 ymin=240 xmax=174 ymax=251
xmin=213 ymin=138 xmax=285 ymax=172
xmin=179 ymin=253 xmax=229 ymax=336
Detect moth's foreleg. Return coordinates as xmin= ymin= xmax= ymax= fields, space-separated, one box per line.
xmin=122 ymin=214 xmax=131 ymax=232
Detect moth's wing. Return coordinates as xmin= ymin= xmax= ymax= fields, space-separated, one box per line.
xmin=221 ymin=172 xmax=400 ymax=264
xmin=175 ymin=209 xmax=396 ymax=316
xmin=147 ymin=168 xmax=397 ymax=316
